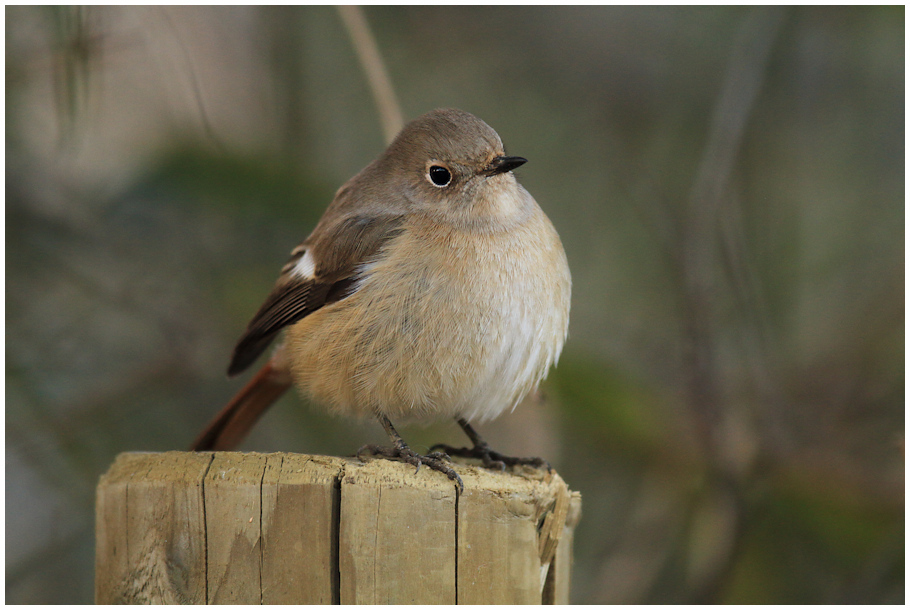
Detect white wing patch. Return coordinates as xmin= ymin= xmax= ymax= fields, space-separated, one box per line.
xmin=292 ymin=249 xmax=317 ymax=279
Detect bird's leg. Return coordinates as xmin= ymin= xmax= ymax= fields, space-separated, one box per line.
xmin=358 ymin=415 xmax=464 ymax=492
xmin=432 ymin=418 xmax=550 ymax=471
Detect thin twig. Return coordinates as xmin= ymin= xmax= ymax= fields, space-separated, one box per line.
xmin=158 ymin=6 xmax=227 ymax=153
xmin=681 ymin=6 xmax=784 ymax=457
xmin=676 ymin=7 xmax=785 ymax=604
xmin=336 ymin=6 xmax=404 ymax=144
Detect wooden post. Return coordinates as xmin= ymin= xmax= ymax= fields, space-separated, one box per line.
xmin=96 ymin=452 xmax=581 ymax=604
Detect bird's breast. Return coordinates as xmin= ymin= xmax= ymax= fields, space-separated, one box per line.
xmin=285 ymin=206 xmax=571 ymax=422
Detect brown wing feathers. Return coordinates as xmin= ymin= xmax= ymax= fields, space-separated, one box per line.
xmin=226 ymin=214 xmax=406 ymax=377
xmin=193 ymin=206 xmax=405 ymax=451
xmin=227 ymin=278 xmax=328 ymax=376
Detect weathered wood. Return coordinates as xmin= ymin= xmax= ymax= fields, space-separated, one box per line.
xmin=339 ymin=457 xmax=457 ymax=603
xmin=204 ymin=452 xmax=267 ymax=603
xmin=260 ymin=454 xmax=343 ymax=603
xmin=543 ymin=491 xmax=583 ymax=604
xmin=95 ymin=451 xmax=212 ymax=604
xmin=457 ymin=466 xmax=580 ymax=604
xmin=96 ymin=452 xmax=581 ymax=604
xmin=457 ymin=467 xmax=544 ymax=603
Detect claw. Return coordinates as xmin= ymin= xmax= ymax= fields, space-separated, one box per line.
xmin=433 ymin=442 xmax=548 ymax=472
xmin=358 ymin=443 xmax=464 ymax=493
xmin=443 ymin=418 xmax=550 ymax=472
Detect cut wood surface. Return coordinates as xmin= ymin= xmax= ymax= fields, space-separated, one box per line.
xmin=96 ymin=452 xmax=581 ymax=604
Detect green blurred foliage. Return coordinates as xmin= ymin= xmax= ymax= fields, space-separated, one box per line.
xmin=6 ymin=6 xmax=903 ymax=604
xmin=553 ymin=354 xmax=669 ymax=456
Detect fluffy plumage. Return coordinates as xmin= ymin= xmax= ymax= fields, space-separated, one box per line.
xmin=193 ymin=108 xmax=571 ymax=484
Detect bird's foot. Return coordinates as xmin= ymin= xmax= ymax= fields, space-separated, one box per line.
xmin=357 ymin=443 xmax=464 ymax=492
xmin=430 ymin=441 xmax=550 ymax=472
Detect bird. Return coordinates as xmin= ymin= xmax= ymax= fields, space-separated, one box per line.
xmin=191 ymin=108 xmax=571 ymax=490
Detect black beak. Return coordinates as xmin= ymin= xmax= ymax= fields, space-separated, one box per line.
xmin=484 ymin=155 xmax=527 ymax=176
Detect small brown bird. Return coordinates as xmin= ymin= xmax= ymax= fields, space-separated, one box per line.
xmin=192 ymin=108 xmax=571 ymax=489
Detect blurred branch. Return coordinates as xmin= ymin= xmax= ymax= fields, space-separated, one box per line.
xmin=47 ymin=6 xmax=95 ymax=144
xmin=676 ymin=7 xmax=785 ymax=603
xmin=260 ymin=7 xmax=310 ymax=166
xmin=689 ymin=8 xmax=784 ymax=215
xmin=680 ymin=6 xmax=784 ymax=463
xmin=337 ymin=6 xmax=404 ymax=143
xmin=158 ymin=7 xmax=226 ymax=153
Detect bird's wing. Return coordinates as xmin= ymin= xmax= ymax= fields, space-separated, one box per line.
xmin=227 ymin=212 xmax=405 ymax=376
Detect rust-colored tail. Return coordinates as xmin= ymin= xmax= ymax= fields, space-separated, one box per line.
xmin=191 ymin=361 xmax=292 ymax=451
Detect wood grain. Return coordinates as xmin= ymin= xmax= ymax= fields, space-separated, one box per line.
xmin=339 ymin=458 xmax=457 ymax=604
xmin=95 ymin=452 xmax=580 ymax=604
xmin=260 ymin=453 xmax=344 ymax=603
xmin=95 ymin=451 xmax=211 ymax=604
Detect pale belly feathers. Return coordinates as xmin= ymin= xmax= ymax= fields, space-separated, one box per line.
xmin=284 ymin=206 xmax=571 ymax=423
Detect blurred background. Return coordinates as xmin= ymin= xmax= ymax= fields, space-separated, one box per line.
xmin=5 ymin=6 xmax=904 ymax=604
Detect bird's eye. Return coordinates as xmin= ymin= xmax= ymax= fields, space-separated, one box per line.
xmin=428 ymin=165 xmax=452 ymax=187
